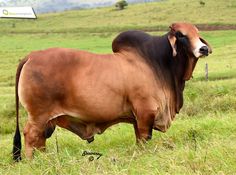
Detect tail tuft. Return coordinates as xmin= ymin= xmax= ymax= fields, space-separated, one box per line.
xmin=13 ymin=126 xmax=22 ymax=161
xmin=12 ymin=127 xmax=21 ymax=162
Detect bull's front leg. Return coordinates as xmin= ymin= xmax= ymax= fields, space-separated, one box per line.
xmin=133 ymin=108 xmax=156 ymax=142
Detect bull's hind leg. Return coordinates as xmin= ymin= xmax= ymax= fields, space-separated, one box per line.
xmin=23 ymin=120 xmax=47 ymax=159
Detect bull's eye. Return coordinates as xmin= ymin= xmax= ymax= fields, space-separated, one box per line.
xmin=175 ymin=31 xmax=185 ymax=38
xmin=176 ymin=32 xmax=189 ymax=47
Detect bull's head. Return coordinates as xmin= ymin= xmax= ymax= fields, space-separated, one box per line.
xmin=168 ymin=22 xmax=212 ymax=80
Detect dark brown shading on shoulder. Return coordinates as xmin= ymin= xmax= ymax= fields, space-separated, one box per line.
xmin=112 ymin=30 xmax=185 ymax=113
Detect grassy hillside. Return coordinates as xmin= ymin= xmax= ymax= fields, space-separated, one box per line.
xmin=0 ymin=30 xmax=236 ymax=174
xmin=0 ymin=0 xmax=236 ymax=174
xmin=0 ymin=0 xmax=236 ymax=33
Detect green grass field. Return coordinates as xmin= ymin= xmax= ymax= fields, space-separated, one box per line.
xmin=0 ymin=0 xmax=236 ymax=174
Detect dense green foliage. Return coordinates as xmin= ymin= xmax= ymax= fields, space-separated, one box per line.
xmin=0 ymin=0 xmax=236 ymax=174
xmin=115 ymin=0 xmax=128 ymax=10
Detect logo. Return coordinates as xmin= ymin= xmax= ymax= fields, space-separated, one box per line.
xmin=0 ymin=7 xmax=37 ymax=19
xmin=82 ymin=150 xmax=102 ymax=161
xmin=2 ymin=9 xmax=8 ymax=15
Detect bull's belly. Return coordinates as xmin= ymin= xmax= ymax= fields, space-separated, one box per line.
xmin=50 ymin=110 xmax=134 ymax=141
xmin=48 ymin=95 xmax=133 ymax=141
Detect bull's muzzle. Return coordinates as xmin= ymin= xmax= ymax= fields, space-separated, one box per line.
xmin=199 ymin=46 xmax=210 ymax=56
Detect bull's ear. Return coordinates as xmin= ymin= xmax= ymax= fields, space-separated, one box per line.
xmin=200 ymin=37 xmax=212 ymax=54
xmin=168 ymin=26 xmax=177 ymax=57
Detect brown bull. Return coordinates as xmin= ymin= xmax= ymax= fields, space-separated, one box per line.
xmin=13 ymin=22 xmax=212 ymax=161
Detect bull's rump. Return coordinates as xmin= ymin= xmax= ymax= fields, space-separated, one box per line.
xmin=18 ymin=48 xmax=130 ymax=122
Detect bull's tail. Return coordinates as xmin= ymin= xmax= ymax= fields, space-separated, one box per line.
xmin=13 ymin=57 xmax=28 ymax=161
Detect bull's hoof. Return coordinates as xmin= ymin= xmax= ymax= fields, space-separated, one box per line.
xmin=146 ymin=134 xmax=152 ymax=140
xmin=136 ymin=134 xmax=152 ymax=144
xmin=87 ymin=137 xmax=94 ymax=143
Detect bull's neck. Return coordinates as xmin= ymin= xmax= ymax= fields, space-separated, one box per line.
xmin=139 ymin=34 xmax=188 ymax=114
xmin=156 ymin=35 xmax=187 ymax=113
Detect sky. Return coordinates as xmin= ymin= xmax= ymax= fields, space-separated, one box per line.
xmin=0 ymin=0 xmax=161 ymax=13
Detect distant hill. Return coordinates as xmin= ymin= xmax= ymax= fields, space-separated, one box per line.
xmin=0 ymin=0 xmax=162 ymax=14
xmin=0 ymin=0 xmax=235 ymax=34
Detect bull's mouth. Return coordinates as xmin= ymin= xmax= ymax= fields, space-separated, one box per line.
xmin=199 ymin=51 xmax=211 ymax=58
xmin=198 ymin=54 xmax=207 ymax=58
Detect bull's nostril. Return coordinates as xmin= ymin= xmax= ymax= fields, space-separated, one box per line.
xmin=199 ymin=46 xmax=208 ymax=55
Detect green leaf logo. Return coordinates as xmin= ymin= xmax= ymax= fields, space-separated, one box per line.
xmin=3 ymin=9 xmax=8 ymax=15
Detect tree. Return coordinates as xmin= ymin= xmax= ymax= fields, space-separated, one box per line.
xmin=115 ymin=0 xmax=128 ymax=10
